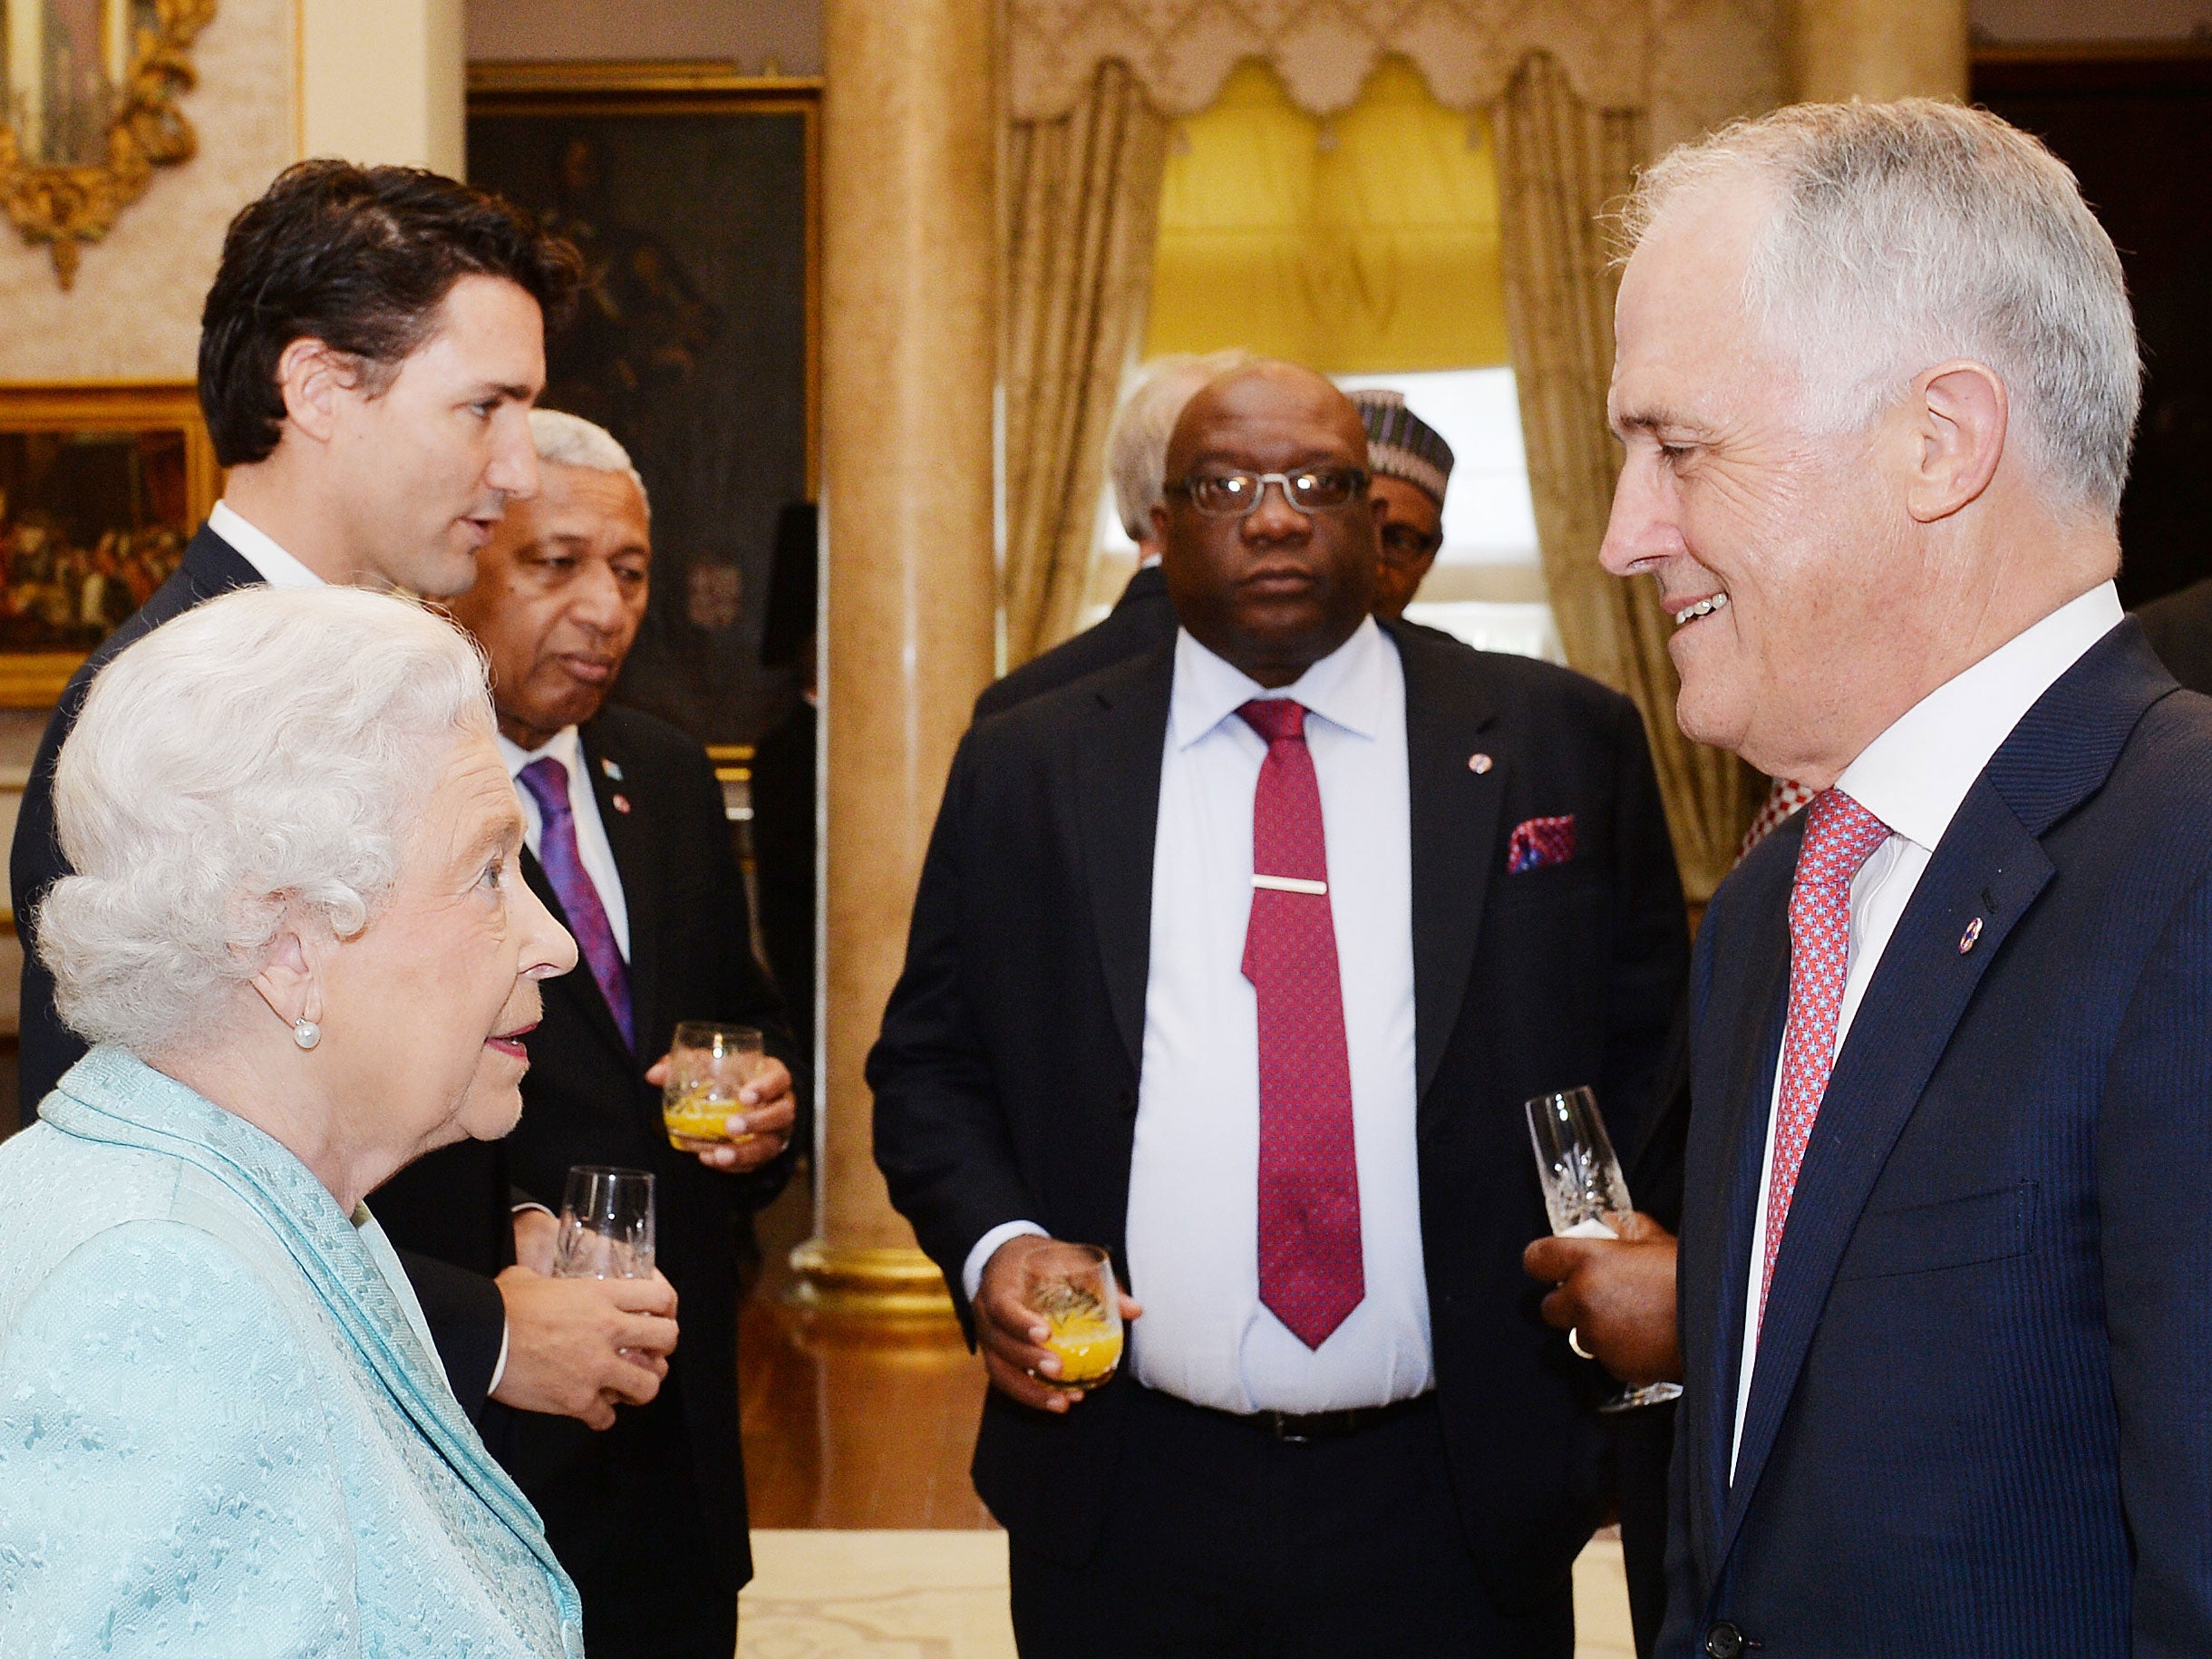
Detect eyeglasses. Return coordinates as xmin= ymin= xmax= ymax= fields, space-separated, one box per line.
xmin=1169 ymin=467 xmax=1371 ymax=519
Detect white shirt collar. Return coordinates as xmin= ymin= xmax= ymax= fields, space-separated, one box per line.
xmin=1836 ymin=580 xmax=2123 ymax=852
xmin=209 ymin=500 xmax=325 ymax=591
xmin=1170 ymin=615 xmax=1390 ymax=750
xmin=496 ymin=724 xmax=585 ymax=783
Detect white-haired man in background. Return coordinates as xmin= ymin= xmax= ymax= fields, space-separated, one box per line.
xmin=1596 ymin=99 xmax=2212 ymax=1656
xmin=975 ymin=348 xmax=1250 ymax=719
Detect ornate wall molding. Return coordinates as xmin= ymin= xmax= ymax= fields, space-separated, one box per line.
xmin=1008 ymin=0 xmax=1656 ymax=121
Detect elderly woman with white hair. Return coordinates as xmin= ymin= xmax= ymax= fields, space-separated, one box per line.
xmin=0 ymin=586 xmax=587 ymax=1654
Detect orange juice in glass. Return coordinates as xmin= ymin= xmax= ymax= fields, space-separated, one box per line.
xmin=1024 ymin=1242 xmax=1124 ymax=1390
xmin=662 ymin=1022 xmax=765 ymax=1151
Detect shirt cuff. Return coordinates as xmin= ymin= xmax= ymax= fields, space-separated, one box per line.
xmin=963 ymin=1220 xmax=1049 ymax=1304
xmin=487 ymin=1318 xmax=510 ymax=1397
xmin=510 ymin=1201 xmax=555 ymax=1219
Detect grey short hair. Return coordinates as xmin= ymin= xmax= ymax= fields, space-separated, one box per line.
xmin=38 ymin=587 xmax=497 ymax=1058
xmin=1108 ymin=349 xmax=1255 ymax=539
xmin=531 ymin=407 xmax=649 ymax=517
xmin=1621 ymin=100 xmax=2140 ymax=515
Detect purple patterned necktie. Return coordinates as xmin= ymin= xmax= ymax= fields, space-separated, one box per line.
xmin=518 ymin=755 xmax=634 ymax=1051
xmin=1237 ymin=697 xmax=1364 ymax=1349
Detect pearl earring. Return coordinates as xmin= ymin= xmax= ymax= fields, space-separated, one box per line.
xmin=293 ymin=1017 xmax=321 ymax=1051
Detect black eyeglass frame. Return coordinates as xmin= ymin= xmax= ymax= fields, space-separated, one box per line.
xmin=1167 ymin=466 xmax=1373 ymax=519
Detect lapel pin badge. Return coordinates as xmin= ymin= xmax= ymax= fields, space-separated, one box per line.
xmin=1468 ymin=752 xmax=1493 ymax=774
xmin=1958 ymin=916 xmax=1983 ymax=955
xmin=601 ymin=758 xmax=624 ymax=781
xmin=612 ymin=793 xmax=633 ymax=815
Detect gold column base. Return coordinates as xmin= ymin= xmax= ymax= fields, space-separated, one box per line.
xmin=783 ymin=1240 xmax=959 ymax=1321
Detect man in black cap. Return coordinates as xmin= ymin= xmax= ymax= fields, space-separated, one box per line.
xmin=1349 ymin=387 xmax=1454 ymax=622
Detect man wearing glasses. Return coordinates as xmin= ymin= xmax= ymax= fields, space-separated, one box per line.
xmin=873 ymin=360 xmax=1688 ymax=1655
xmin=1349 ymin=387 xmax=1453 ymax=621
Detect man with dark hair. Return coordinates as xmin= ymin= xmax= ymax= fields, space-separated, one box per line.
xmin=873 ymin=360 xmax=1687 ymax=1654
xmin=10 ymin=160 xmax=670 ymax=1438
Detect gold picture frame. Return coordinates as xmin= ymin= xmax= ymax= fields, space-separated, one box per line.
xmin=0 ymin=381 xmax=219 ymax=707
xmin=1 ymin=0 xmax=220 ymax=289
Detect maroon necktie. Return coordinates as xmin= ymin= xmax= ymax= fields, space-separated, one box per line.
xmin=1238 ymin=698 xmax=1364 ymax=1349
xmin=518 ymin=755 xmax=635 ymax=1052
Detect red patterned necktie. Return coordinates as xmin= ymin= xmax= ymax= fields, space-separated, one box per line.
xmin=1761 ymin=787 xmax=1891 ymax=1325
xmin=1237 ymin=698 xmax=1364 ymax=1349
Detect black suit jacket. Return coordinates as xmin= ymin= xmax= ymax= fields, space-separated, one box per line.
xmin=972 ymin=563 xmax=1176 ymax=721
xmin=1664 ymin=623 xmax=2212 ymax=1657
xmin=2136 ymin=573 xmax=2212 ymax=695
xmin=871 ymin=621 xmax=1689 ymax=1600
xmin=387 ymin=705 xmax=797 ymax=1594
xmin=10 ymin=522 xmax=510 ymax=1413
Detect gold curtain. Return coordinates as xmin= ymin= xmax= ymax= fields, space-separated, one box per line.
xmin=1147 ymin=58 xmax=1509 ymax=374
xmin=1002 ymin=60 xmax=1170 ymax=667
xmin=1495 ymin=53 xmax=1759 ymax=903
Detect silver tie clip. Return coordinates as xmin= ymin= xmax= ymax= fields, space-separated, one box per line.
xmin=1251 ymin=874 xmax=1327 ymax=896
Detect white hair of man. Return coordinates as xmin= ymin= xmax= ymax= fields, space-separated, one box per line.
xmin=1108 ymin=348 xmax=1256 ymax=540
xmin=39 ymin=586 xmax=496 ymax=1057
xmin=530 ymin=406 xmax=649 ymax=516
xmin=1621 ymin=99 xmax=2140 ymax=516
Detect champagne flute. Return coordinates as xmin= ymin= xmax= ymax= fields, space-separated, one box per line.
xmin=1021 ymin=1242 xmax=1124 ymax=1391
xmin=1524 ymin=1086 xmax=1683 ymax=1413
xmin=662 ymin=1021 xmax=766 ymax=1151
xmin=553 ymin=1165 xmax=656 ymax=1280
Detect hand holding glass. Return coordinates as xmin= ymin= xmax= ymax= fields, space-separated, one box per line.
xmin=662 ymin=1021 xmax=765 ymax=1151
xmin=553 ymin=1165 xmax=656 ymax=1281
xmin=1524 ymin=1086 xmax=1682 ymax=1412
xmin=1022 ymin=1242 xmax=1124 ymax=1390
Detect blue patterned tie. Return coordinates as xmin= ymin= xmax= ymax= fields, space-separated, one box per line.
xmin=517 ymin=756 xmax=634 ymax=1051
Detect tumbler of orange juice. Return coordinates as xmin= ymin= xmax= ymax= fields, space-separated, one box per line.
xmin=1023 ymin=1242 xmax=1124 ymax=1389
xmin=662 ymin=1022 xmax=765 ymax=1151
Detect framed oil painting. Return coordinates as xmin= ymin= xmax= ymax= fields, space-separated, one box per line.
xmin=0 ymin=383 xmax=219 ymax=707
xmin=468 ymin=63 xmax=819 ymax=750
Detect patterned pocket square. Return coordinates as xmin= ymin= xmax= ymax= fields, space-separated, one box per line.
xmin=1507 ymin=814 xmax=1577 ymax=873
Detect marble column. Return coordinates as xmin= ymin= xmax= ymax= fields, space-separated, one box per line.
xmin=1790 ymin=0 xmax=1969 ymax=104
xmin=789 ymin=0 xmax=997 ymax=1318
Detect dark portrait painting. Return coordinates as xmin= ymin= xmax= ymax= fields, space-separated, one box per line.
xmin=469 ymin=73 xmax=816 ymax=746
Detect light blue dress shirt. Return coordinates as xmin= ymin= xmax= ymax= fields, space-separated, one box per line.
xmin=0 ymin=1047 xmax=583 ymax=1656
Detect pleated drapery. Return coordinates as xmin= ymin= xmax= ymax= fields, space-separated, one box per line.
xmin=1495 ymin=53 xmax=1760 ymax=903
xmin=1002 ymin=60 xmax=1170 ymax=669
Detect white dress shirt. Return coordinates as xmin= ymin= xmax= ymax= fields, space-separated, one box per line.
xmin=209 ymin=500 xmax=325 ymax=590
xmin=1730 ymin=581 xmax=2124 ymax=1473
xmin=963 ymin=618 xmax=1431 ymax=1413
xmin=497 ymin=725 xmax=632 ymax=960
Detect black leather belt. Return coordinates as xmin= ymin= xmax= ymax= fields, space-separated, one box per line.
xmin=1200 ymin=1392 xmax=1435 ymax=1444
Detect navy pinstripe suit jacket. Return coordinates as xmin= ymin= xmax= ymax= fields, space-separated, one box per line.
xmin=1664 ymin=619 xmax=2212 ymax=1657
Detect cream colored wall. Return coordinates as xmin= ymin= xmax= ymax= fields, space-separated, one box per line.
xmin=466 ymin=0 xmax=823 ymax=74
xmin=301 ymin=0 xmax=465 ymax=174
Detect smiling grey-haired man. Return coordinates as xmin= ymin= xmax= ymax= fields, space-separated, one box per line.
xmin=1600 ymin=100 xmax=2212 ymax=1657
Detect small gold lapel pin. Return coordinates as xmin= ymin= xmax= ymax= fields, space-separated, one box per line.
xmin=1958 ymin=917 xmax=1983 ymax=955
xmin=1468 ymin=752 xmax=1493 ymax=774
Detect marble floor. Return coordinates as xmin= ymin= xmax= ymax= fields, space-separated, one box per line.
xmin=738 ymin=1529 xmax=1639 ymax=1658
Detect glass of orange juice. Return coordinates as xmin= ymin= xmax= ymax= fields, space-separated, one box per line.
xmin=1023 ymin=1242 xmax=1124 ymax=1391
xmin=662 ymin=1022 xmax=766 ymax=1151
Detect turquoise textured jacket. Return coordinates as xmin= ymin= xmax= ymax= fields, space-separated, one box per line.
xmin=0 ymin=1046 xmax=583 ymax=1656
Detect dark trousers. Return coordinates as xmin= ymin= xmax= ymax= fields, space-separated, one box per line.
xmin=1008 ymin=1383 xmax=1575 ymax=1659
xmin=490 ymin=1378 xmax=738 ymax=1659
xmin=1611 ymin=1400 xmax=1676 ymax=1659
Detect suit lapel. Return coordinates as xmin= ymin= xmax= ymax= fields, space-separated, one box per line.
xmin=1714 ymin=620 xmax=2177 ymax=1564
xmin=578 ymin=721 xmax=660 ymax=1057
xmin=1387 ymin=623 xmax=1506 ymax=1108
xmin=1075 ymin=642 xmax=1174 ymax=1073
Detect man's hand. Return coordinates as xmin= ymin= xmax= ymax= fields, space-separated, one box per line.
xmin=974 ymin=1233 xmax=1142 ymax=1414
xmin=645 ymin=1053 xmax=798 ymax=1173
xmin=511 ymin=1205 xmax=559 ymax=1276
xmin=490 ymin=1266 xmax=681 ymax=1430
xmin=1522 ymin=1211 xmax=1682 ymax=1388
